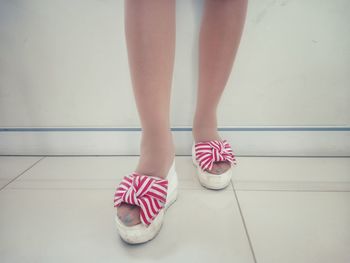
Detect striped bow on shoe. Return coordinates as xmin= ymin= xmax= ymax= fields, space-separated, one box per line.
xmin=194 ymin=140 xmax=237 ymax=172
xmin=113 ymin=173 xmax=168 ymax=226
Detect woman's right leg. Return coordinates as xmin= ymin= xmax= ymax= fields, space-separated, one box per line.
xmin=117 ymin=0 xmax=176 ymax=226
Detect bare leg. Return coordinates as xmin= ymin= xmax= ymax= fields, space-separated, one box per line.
xmin=193 ymin=0 xmax=248 ymax=174
xmin=117 ymin=0 xmax=176 ymax=226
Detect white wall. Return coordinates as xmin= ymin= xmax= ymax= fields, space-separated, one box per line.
xmin=0 ymin=0 xmax=349 ymax=155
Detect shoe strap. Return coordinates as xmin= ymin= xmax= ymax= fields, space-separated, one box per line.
xmin=113 ymin=173 xmax=168 ymax=226
xmin=194 ymin=139 xmax=237 ymax=171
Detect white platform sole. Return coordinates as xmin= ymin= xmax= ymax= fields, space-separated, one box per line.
xmin=192 ymin=143 xmax=233 ymax=190
xmin=115 ymin=160 xmax=178 ymax=244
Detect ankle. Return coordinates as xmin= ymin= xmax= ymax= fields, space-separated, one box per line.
xmin=192 ymin=112 xmax=220 ymax=142
xmin=141 ymin=127 xmax=171 ymax=138
xmin=137 ymin=130 xmax=175 ymax=178
xmin=192 ymin=126 xmax=221 ymax=143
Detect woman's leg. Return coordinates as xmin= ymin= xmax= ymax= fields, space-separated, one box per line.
xmin=193 ymin=0 xmax=248 ymax=174
xmin=117 ymin=0 xmax=176 ymax=226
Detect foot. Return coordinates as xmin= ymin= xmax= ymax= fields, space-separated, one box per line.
xmin=192 ymin=126 xmax=231 ymax=175
xmin=116 ymin=130 xmax=175 ymax=226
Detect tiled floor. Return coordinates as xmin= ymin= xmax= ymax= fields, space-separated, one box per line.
xmin=0 ymin=156 xmax=349 ymax=263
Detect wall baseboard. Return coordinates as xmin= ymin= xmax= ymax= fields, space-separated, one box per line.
xmin=0 ymin=126 xmax=349 ymax=156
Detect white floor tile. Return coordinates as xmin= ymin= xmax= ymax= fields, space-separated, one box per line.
xmin=236 ymin=190 xmax=350 ymax=263
xmin=232 ymin=157 xmax=350 ymax=191
xmin=8 ymin=156 xmax=227 ymax=190
xmin=3 ymin=155 xmax=349 ymax=262
xmin=0 ymin=188 xmax=254 ymax=263
xmin=0 ymin=156 xmax=43 ymax=189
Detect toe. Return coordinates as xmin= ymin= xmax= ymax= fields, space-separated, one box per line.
xmin=116 ymin=203 xmax=141 ymax=226
xmin=219 ymin=161 xmax=231 ymax=173
xmin=207 ymin=161 xmax=231 ymax=175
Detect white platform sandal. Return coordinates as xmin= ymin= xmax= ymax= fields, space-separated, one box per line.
xmin=192 ymin=140 xmax=237 ymax=190
xmin=113 ymin=160 xmax=178 ymax=244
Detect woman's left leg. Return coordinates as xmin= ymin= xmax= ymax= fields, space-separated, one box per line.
xmin=193 ymin=0 xmax=248 ymax=174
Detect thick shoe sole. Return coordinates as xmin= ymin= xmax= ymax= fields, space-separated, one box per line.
xmin=115 ymin=160 xmax=178 ymax=244
xmin=192 ymin=144 xmax=232 ymax=190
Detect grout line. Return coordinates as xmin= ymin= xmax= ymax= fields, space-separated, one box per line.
xmin=234 ymin=189 xmax=350 ymax=193
xmin=1 ymin=126 xmax=350 ymax=132
xmin=3 ymin=186 xmax=230 ymax=192
xmin=0 ymin=155 xmax=349 ymax=158
xmin=0 ymin=157 xmax=46 ymax=191
xmin=4 ymin=184 xmax=349 ymax=192
xmin=231 ymin=180 xmax=258 ymax=263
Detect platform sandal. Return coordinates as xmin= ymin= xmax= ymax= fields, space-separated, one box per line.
xmin=192 ymin=140 xmax=237 ymax=190
xmin=113 ymin=159 xmax=178 ymax=244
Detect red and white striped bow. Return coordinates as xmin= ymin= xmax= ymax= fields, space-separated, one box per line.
xmin=194 ymin=140 xmax=236 ymax=171
xmin=113 ymin=173 xmax=168 ymax=226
